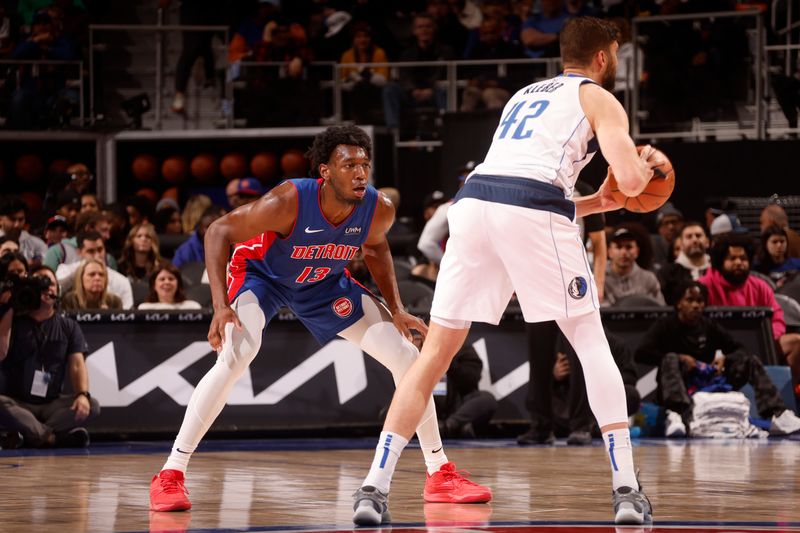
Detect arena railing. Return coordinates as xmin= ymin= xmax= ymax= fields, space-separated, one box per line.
xmin=0 ymin=59 xmax=84 ymax=127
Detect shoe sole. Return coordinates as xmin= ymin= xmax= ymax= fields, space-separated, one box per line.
xmin=352 ymin=504 xmax=389 ymax=526
xmin=423 ymin=490 xmax=492 ymax=503
xmin=150 ymin=500 xmax=191 ymax=512
xmin=615 ymin=506 xmax=652 ymax=525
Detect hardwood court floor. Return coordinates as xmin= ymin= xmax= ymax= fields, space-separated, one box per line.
xmin=0 ymin=438 xmax=798 ymax=532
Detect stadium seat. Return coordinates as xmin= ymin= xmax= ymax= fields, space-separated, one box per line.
xmin=397 ymin=280 xmax=434 ymax=313
xmin=775 ymin=293 xmax=800 ymax=333
xmin=185 ymin=284 xmax=212 ymax=308
xmin=613 ymin=294 xmax=668 ymax=308
xmin=180 ymin=261 xmax=206 ymax=287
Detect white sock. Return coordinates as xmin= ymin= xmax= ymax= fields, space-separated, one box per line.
xmin=603 ymin=428 xmax=638 ymax=491
xmin=362 ymin=431 xmax=409 ymax=493
xmin=163 ymin=442 xmax=195 ymax=474
xmin=415 ymin=398 xmax=448 ymax=475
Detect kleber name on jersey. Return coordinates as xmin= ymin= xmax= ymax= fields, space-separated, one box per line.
xmin=290 ymin=244 xmax=359 ymax=261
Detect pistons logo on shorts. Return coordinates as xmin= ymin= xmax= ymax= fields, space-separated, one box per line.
xmin=332 ymin=297 xmax=354 ymax=318
xmin=567 ymin=276 xmax=588 ymax=300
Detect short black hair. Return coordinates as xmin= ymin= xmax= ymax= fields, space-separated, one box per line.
xmin=673 ymin=280 xmax=708 ymax=309
xmin=710 ymin=234 xmax=754 ymax=271
xmin=680 ymin=221 xmax=706 ymax=238
xmin=0 ymin=195 xmax=26 ymax=217
xmin=0 ymin=250 xmax=28 ymax=279
xmin=77 ymin=230 xmax=103 ymax=250
xmin=305 ymin=125 xmax=372 ymax=178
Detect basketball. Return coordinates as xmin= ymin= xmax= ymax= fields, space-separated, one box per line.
xmin=15 ymin=154 xmax=45 ymax=184
xmin=132 ymin=154 xmax=158 ymax=182
xmin=250 ymin=151 xmax=278 ymax=182
xmin=281 ymin=149 xmax=308 ymax=178
xmin=190 ymin=153 xmax=217 ymax=183
xmin=608 ymin=146 xmax=675 ymax=213
xmin=220 ymin=152 xmax=248 ymax=181
xmin=161 ymin=156 xmax=188 ymax=185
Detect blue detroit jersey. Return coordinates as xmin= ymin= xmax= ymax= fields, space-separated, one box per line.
xmin=226 ymin=178 xmax=379 ymax=344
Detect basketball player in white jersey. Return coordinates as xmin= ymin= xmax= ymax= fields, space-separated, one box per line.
xmin=353 ymin=17 xmax=662 ymax=525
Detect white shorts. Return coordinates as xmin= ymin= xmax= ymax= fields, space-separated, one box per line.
xmin=430 ymin=198 xmax=600 ymax=324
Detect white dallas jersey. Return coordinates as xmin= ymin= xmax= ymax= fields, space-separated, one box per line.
xmin=471 ymin=74 xmax=599 ymax=200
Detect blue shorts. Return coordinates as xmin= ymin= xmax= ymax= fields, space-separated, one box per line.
xmin=229 ymin=271 xmax=369 ymax=345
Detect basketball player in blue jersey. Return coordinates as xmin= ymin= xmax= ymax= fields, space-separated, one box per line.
xmin=149 ymin=125 xmax=491 ymax=513
xmin=353 ymin=17 xmax=663 ymax=525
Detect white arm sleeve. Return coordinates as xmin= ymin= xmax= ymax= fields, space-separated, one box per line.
xmin=416 ymin=201 xmax=451 ymax=264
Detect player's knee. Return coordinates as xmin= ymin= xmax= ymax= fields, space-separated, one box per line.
xmin=360 ymin=321 xmax=418 ymax=380
xmin=220 ymin=294 xmax=266 ymax=372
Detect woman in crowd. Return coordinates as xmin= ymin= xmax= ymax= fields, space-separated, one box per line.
xmin=0 ymin=250 xmax=28 ymax=279
xmin=138 ymin=263 xmax=201 ymax=310
xmin=61 ymin=258 xmax=123 ymax=310
xmin=153 ymin=205 xmax=184 ymax=236
xmin=0 ymin=237 xmax=20 ymax=257
xmin=756 ymin=225 xmax=800 ymax=288
xmin=117 ymin=223 xmax=163 ymax=283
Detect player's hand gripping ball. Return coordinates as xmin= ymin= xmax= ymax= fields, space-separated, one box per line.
xmin=607 ymin=146 xmax=675 ymax=213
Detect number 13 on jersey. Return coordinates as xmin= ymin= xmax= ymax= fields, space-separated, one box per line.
xmin=497 ymin=99 xmax=549 ymax=140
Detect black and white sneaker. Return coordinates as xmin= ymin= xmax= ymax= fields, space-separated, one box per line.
xmin=352 ymin=485 xmax=391 ymax=526
xmin=613 ymin=485 xmax=653 ymax=525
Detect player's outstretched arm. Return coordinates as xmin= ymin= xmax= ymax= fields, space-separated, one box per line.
xmin=580 ymin=83 xmax=652 ymax=197
xmin=204 ymin=182 xmax=297 ymax=351
xmin=362 ymin=192 xmax=428 ymax=342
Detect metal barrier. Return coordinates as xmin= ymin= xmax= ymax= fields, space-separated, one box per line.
xmin=89 ymin=20 xmax=231 ymax=130
xmin=0 ymin=59 xmax=84 ymax=127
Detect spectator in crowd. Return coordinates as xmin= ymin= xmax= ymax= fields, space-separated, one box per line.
xmin=382 ymin=12 xmax=455 ymax=130
xmin=117 ymin=223 xmax=163 ymax=283
xmin=80 ymin=193 xmax=100 ymax=214
xmin=42 ymin=215 xmax=70 ymax=248
xmin=709 ymin=212 xmax=747 ymax=242
xmin=137 ymin=263 xmax=201 ymax=310
xmin=227 ymin=0 xmax=281 ymax=63
xmin=700 ymin=235 xmax=800 ymax=386
xmin=520 ymin=0 xmax=567 ymax=59
xmin=658 ymin=222 xmax=711 ymax=305
xmin=0 ymin=265 xmax=100 ymax=449
xmin=460 ymin=16 xmax=517 ymax=112
xmin=0 ymin=251 xmax=28 ymax=279
xmin=603 ymin=228 xmax=665 ymax=306
xmin=426 ymin=0 xmax=470 ymax=57
xmin=519 ymin=327 xmax=639 ymax=445
xmin=43 ymin=210 xmax=116 ymax=272
xmin=181 ymin=194 xmax=212 ymax=234
xmin=339 ymin=21 xmax=389 ymax=124
xmin=125 ymin=195 xmax=155 ymax=230
xmin=162 ymin=0 xmax=217 ymax=114
xmin=8 ymin=11 xmax=79 ymax=129
xmin=0 ymin=236 xmax=20 ymax=256
xmin=153 ymin=202 xmax=184 ymax=236
xmin=434 ymin=344 xmax=497 ymax=438
xmin=56 ymin=231 xmax=133 ymax=309
xmin=650 ymin=203 xmax=683 ymax=272
xmin=54 ymin=191 xmax=81 ymax=231
xmin=611 ymin=17 xmax=642 ymax=103
xmin=61 ymin=258 xmax=123 ymax=311
xmin=0 ymin=195 xmax=47 ymax=265
xmin=311 ymin=2 xmax=354 ymax=62
xmin=636 ymin=281 xmax=800 ymax=437
xmin=760 ymin=204 xmax=800 ymax=258
xmin=172 ymin=207 xmax=221 ymax=268
xmin=755 ymin=225 xmax=800 ymax=288
xmin=44 ymin=163 xmax=95 ymax=216
xmin=225 ymin=178 xmax=264 ymax=210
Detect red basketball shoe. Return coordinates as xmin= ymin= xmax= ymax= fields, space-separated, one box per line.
xmin=150 ymin=469 xmax=192 ymax=512
xmin=423 ymin=462 xmax=492 ymax=503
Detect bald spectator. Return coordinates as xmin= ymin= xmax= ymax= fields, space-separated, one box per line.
xmin=604 ymin=228 xmax=666 ymax=307
xmin=658 ymin=222 xmax=711 ymax=305
xmin=700 ymin=234 xmax=800 ymax=387
xmin=760 ymin=204 xmax=800 ymax=258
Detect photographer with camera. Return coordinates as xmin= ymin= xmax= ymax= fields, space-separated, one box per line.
xmin=0 ymin=265 xmax=99 ymax=449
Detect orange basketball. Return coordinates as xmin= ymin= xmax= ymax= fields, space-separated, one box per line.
xmin=608 ymin=146 xmax=675 ymax=213
xmin=20 ymin=191 xmax=43 ymax=216
xmin=161 ymin=156 xmax=188 ymax=185
xmin=220 ymin=152 xmax=248 ymax=181
xmin=15 ymin=154 xmax=45 ymax=184
xmin=250 ymin=151 xmax=278 ymax=182
xmin=48 ymin=158 xmax=73 ymax=177
xmin=281 ymin=149 xmax=308 ymax=178
xmin=136 ymin=187 xmax=159 ymax=205
xmin=190 ymin=153 xmax=217 ymax=183
xmin=132 ymin=154 xmax=158 ymax=182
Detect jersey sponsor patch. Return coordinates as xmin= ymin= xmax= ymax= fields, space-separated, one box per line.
xmin=568 ymin=276 xmax=588 ymax=300
xmin=332 ymin=297 xmax=354 ymax=318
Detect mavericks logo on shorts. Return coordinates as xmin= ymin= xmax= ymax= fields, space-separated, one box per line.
xmin=567 ymin=276 xmax=588 ymax=300
xmin=332 ymin=297 xmax=354 ymax=318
